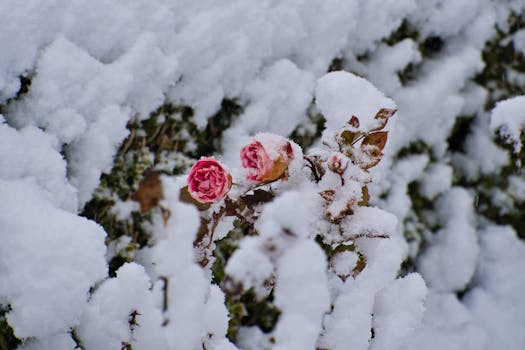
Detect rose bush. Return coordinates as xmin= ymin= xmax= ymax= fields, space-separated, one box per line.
xmin=187 ymin=157 xmax=232 ymax=203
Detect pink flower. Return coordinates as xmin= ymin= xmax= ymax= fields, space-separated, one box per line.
xmin=327 ymin=152 xmax=348 ymax=174
xmin=240 ymin=133 xmax=294 ymax=182
xmin=188 ymin=157 xmax=232 ymax=203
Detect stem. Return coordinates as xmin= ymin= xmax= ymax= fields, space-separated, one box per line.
xmin=351 ymin=134 xmax=366 ymax=146
xmin=304 ymin=155 xmax=321 ymax=182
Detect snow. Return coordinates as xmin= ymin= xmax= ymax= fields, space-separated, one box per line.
xmin=366 ymin=39 xmax=422 ymax=93
xmin=514 ymin=29 xmax=525 ymax=55
xmin=7 ymin=34 xmax=175 ymax=206
xmin=419 ymin=188 xmax=479 ymax=292
xmin=273 ymin=240 xmax=329 ymax=350
xmin=420 ymin=163 xmax=453 ymax=200
xmin=225 ymin=237 xmax=274 ymax=297
xmin=409 ymin=0 xmax=486 ymax=38
xmin=316 ymin=71 xmax=397 ymax=134
xmin=404 ymin=292 xmax=487 ymax=350
xmin=370 ymin=273 xmax=427 ymax=350
xmin=0 ymin=123 xmax=77 ymax=211
xmin=454 ymin=119 xmax=509 ymax=180
xmin=78 ymin=263 xmax=167 ymax=350
xmin=234 ymin=60 xmax=315 ymax=137
xmin=0 ymin=179 xmax=106 ymax=340
xmin=151 ymin=176 xmax=233 ymax=349
xmin=490 ymin=95 xmax=525 ymax=153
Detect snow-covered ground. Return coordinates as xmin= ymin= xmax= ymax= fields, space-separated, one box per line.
xmin=1 ymin=0 xmax=525 ymax=349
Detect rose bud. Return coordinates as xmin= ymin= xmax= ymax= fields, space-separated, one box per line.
xmin=327 ymin=152 xmax=348 ymax=174
xmin=187 ymin=157 xmax=232 ymax=203
xmin=240 ymin=133 xmax=294 ymax=182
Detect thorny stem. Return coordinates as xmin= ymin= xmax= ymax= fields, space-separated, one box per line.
xmin=159 ymin=276 xmax=169 ymax=326
xmin=304 ymin=155 xmax=321 ymax=182
xmin=70 ymin=328 xmax=85 ymax=350
xmin=120 ymin=128 xmax=136 ymax=155
xmin=349 ymin=232 xmax=390 ymax=240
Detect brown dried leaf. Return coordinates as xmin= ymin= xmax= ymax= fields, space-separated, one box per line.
xmin=161 ymin=207 xmax=171 ymax=227
xmin=351 ymin=252 xmax=367 ymax=278
xmin=319 ymin=190 xmax=336 ymax=202
xmin=375 ymin=108 xmax=397 ymax=120
xmin=242 ymin=189 xmax=275 ymax=207
xmin=333 ymin=243 xmax=356 ymax=254
xmin=362 ymin=131 xmax=388 ymax=151
xmin=179 ymin=185 xmax=211 ymax=211
xmin=348 ymin=115 xmax=360 ymax=128
xmin=371 ymin=108 xmax=397 ymax=131
xmin=358 ymin=186 xmax=370 ymax=206
xmin=131 ymin=171 xmax=164 ymax=213
xmin=340 ymin=130 xmax=360 ymax=145
xmin=359 ymin=147 xmax=383 ymax=169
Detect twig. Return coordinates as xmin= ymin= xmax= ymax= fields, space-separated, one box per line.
xmin=304 ymin=155 xmax=321 ymax=182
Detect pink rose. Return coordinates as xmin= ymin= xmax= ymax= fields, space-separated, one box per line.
xmin=240 ymin=133 xmax=294 ymax=182
xmin=188 ymin=157 xmax=232 ymax=203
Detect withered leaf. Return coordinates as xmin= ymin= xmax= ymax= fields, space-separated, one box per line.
xmin=131 ymin=171 xmax=164 ymax=214
xmin=375 ymin=108 xmax=397 ymax=120
xmin=351 ymin=252 xmax=367 ymax=278
xmin=340 ymin=130 xmax=360 ymax=145
xmin=358 ymin=186 xmax=370 ymax=206
xmin=371 ymin=108 xmax=397 ymax=131
xmin=319 ymin=190 xmax=336 ymax=202
xmin=333 ymin=243 xmax=356 ymax=254
xmin=179 ymin=185 xmax=211 ymax=211
xmin=361 ymin=131 xmax=388 ymax=151
xmin=359 ymin=149 xmax=383 ymax=170
xmin=348 ymin=115 xmax=360 ymax=128
xmin=242 ymin=189 xmax=275 ymax=207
